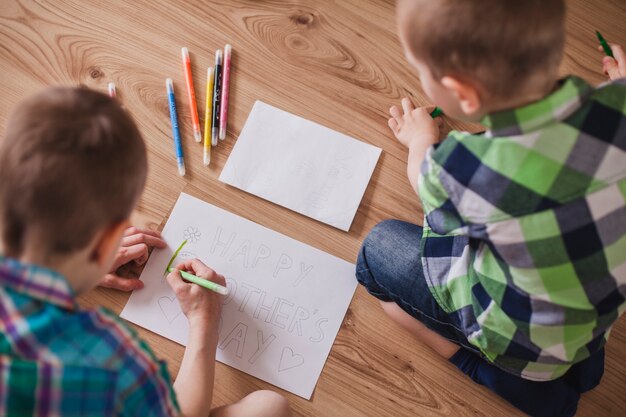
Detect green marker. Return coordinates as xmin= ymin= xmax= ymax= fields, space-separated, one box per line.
xmin=167 ymin=267 xmax=229 ymax=296
xmin=164 ymin=239 xmax=229 ymax=295
xmin=596 ymin=30 xmax=614 ymax=58
xmin=430 ymin=107 xmax=444 ymax=118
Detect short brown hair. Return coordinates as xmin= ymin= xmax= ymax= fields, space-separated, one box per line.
xmin=398 ymin=0 xmax=566 ymax=99
xmin=0 ymin=87 xmax=147 ymax=258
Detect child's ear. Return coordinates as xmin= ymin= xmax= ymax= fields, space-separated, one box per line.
xmin=92 ymin=220 xmax=129 ymax=267
xmin=441 ymin=76 xmax=482 ymax=116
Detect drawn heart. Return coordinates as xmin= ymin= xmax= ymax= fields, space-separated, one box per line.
xmin=278 ymin=347 xmax=304 ymax=372
xmin=158 ymin=296 xmax=182 ymax=324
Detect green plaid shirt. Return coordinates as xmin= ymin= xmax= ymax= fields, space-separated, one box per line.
xmin=419 ymin=77 xmax=626 ymax=381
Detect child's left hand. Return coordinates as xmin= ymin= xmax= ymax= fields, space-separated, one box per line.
xmin=98 ymin=227 xmax=166 ymax=291
xmin=388 ymin=98 xmax=442 ymax=149
xmin=600 ymin=44 xmax=626 ymax=80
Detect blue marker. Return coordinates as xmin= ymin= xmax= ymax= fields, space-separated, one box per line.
xmin=166 ymin=78 xmax=186 ymax=176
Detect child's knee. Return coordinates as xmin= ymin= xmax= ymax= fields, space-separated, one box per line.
xmin=360 ymin=219 xmax=422 ymax=264
xmin=357 ymin=219 xmax=406 ymax=276
xmin=241 ymin=390 xmax=291 ymax=417
xmin=362 ymin=219 xmax=404 ymax=251
xmin=356 ymin=219 xmax=422 ymax=300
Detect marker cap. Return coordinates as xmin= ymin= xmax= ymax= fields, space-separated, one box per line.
xmin=107 ymin=82 xmax=116 ymax=97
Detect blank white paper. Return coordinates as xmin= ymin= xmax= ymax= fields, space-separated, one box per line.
xmin=219 ymin=101 xmax=382 ymax=231
xmin=120 ymin=193 xmax=358 ymax=399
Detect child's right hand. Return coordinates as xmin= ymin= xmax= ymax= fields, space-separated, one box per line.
xmin=601 ymin=44 xmax=626 ymax=80
xmin=166 ymin=259 xmax=226 ymax=326
xmin=388 ymin=98 xmax=443 ymax=150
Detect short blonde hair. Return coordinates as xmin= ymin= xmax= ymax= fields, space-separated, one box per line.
xmin=0 ymin=87 xmax=147 ymax=257
xmin=398 ymin=0 xmax=566 ymax=99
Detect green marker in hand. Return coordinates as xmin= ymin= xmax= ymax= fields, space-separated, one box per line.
xmin=167 ymin=267 xmax=229 ymax=296
xmin=430 ymin=107 xmax=444 ymax=118
xmin=164 ymin=239 xmax=229 ymax=295
xmin=596 ymin=30 xmax=614 ymax=58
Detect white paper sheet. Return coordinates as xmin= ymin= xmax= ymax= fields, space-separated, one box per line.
xmin=219 ymin=101 xmax=382 ymax=231
xmin=120 ymin=193 xmax=358 ymax=399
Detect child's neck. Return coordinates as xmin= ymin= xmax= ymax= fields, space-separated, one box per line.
xmin=485 ymin=75 xmax=560 ymax=115
xmin=20 ymin=246 xmax=99 ymax=295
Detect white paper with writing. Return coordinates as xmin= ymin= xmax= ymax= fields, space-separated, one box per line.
xmin=219 ymin=101 xmax=381 ymax=231
xmin=120 ymin=193 xmax=357 ymax=399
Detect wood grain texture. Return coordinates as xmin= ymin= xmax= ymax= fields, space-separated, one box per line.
xmin=1 ymin=0 xmax=625 ymax=416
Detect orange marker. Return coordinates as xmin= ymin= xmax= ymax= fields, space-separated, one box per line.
xmin=181 ymin=47 xmax=202 ymax=142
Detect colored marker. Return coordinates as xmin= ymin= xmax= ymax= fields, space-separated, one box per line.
xmin=204 ymin=66 xmax=215 ymax=166
xmin=596 ymin=31 xmax=614 ymax=58
xmin=108 ymin=82 xmax=116 ymax=98
xmin=430 ymin=107 xmax=443 ymax=118
xmin=167 ymin=267 xmax=229 ymax=295
xmin=166 ymin=78 xmax=186 ymax=176
xmin=219 ymin=44 xmax=232 ymax=141
xmin=211 ymin=49 xmax=223 ymax=146
xmin=182 ymin=47 xmax=202 ymax=142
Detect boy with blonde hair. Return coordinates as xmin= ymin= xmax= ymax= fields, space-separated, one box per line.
xmin=0 ymin=87 xmax=291 ymax=417
xmin=357 ymin=1 xmax=626 ymax=416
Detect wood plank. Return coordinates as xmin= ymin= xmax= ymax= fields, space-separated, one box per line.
xmin=1 ymin=0 xmax=624 ymax=415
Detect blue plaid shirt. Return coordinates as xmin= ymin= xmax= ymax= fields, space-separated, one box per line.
xmin=0 ymin=255 xmax=180 ymax=416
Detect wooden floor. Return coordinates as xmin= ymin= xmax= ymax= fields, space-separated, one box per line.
xmin=1 ymin=0 xmax=625 ymax=415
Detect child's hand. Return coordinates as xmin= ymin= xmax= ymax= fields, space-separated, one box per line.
xmin=601 ymin=44 xmax=626 ymax=80
xmin=388 ymin=98 xmax=442 ymax=149
xmin=98 ymin=227 xmax=166 ymax=291
xmin=166 ymin=259 xmax=226 ymax=326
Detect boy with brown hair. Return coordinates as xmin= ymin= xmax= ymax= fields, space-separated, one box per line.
xmin=356 ymin=1 xmax=626 ymax=416
xmin=0 ymin=87 xmax=291 ymax=417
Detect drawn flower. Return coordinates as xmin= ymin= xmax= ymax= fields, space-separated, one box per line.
xmin=183 ymin=226 xmax=202 ymax=244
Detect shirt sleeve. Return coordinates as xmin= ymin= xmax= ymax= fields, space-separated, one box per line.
xmin=418 ymin=136 xmax=467 ymax=235
xmin=118 ymin=356 xmax=180 ymax=417
xmin=96 ymin=309 xmax=180 ymax=417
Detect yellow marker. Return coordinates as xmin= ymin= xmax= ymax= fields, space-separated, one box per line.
xmin=203 ymin=66 xmax=215 ymax=166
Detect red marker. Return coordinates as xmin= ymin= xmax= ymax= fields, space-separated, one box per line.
xmin=219 ymin=44 xmax=232 ymax=140
xmin=182 ymin=47 xmax=202 ymax=142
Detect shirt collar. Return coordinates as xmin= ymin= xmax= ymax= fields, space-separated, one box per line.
xmin=0 ymin=255 xmax=77 ymax=310
xmin=481 ymin=76 xmax=594 ymax=137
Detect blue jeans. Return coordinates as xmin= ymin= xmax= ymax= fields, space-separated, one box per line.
xmin=356 ymin=219 xmax=480 ymax=354
xmin=356 ymin=220 xmax=604 ymax=417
